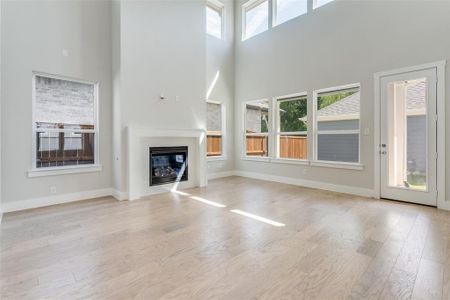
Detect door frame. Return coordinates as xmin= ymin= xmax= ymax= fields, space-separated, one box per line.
xmin=374 ymin=61 xmax=446 ymax=209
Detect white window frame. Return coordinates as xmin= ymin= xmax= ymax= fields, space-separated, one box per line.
xmin=273 ymin=92 xmax=308 ymax=162
xmin=206 ymin=100 xmax=227 ymax=161
xmin=28 ymin=72 xmax=101 ymax=178
xmin=242 ymin=99 xmax=271 ymax=161
xmin=312 ymin=83 xmax=363 ymax=169
xmin=242 ymin=0 xmax=270 ymax=41
xmin=313 ymin=0 xmax=334 ymax=10
xmin=207 ymin=0 xmax=225 ymax=40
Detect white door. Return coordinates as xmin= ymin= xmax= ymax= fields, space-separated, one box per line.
xmin=380 ymin=68 xmax=437 ymax=206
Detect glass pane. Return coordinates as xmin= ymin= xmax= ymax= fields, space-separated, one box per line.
xmin=278 ymin=97 xmax=307 ymax=132
xmin=245 ymin=0 xmax=269 ymax=39
xmin=386 ymin=78 xmax=427 ymax=191
xmin=207 ymin=102 xmax=222 ymax=132
xmin=279 ymin=134 xmax=307 ymax=159
xmin=207 ymin=135 xmax=222 ymax=156
xmin=275 ymin=0 xmax=307 ymax=26
xmin=246 ymin=99 xmax=269 ymax=134
xmin=314 ymin=0 xmax=334 ymax=9
xmin=36 ymin=131 xmax=95 ymax=168
xmin=206 ymin=5 xmax=222 ymax=39
xmin=317 ymin=134 xmax=359 ymax=162
xmin=246 ymin=135 xmax=268 ymax=157
xmin=317 ymin=88 xmax=360 ymax=127
xmin=35 ymin=75 xmax=95 ymax=129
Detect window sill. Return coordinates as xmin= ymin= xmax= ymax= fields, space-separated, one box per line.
xmin=28 ymin=164 xmax=103 ymax=178
xmin=207 ymin=155 xmax=227 ymax=162
xmin=241 ymin=156 xmax=270 ymax=162
xmin=310 ymin=161 xmax=364 ymax=170
xmin=271 ymin=158 xmax=309 ymax=166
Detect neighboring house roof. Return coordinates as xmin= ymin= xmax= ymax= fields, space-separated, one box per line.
xmin=316 ymin=91 xmax=360 ymax=122
xmin=300 ymin=80 xmax=426 ymax=122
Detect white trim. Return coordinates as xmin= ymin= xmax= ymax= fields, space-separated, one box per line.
xmin=241 ymin=156 xmax=271 ymax=162
xmin=234 ymin=170 xmax=374 ymax=198
xmin=207 ymin=155 xmax=228 ymax=162
xmin=207 ymin=170 xmax=236 ymax=180
xmin=310 ymin=160 xmax=364 ymax=170
xmin=373 ymin=60 xmax=446 ymax=209
xmin=1 ymin=188 xmax=113 ymax=213
xmin=112 ymin=189 xmax=127 ymax=201
xmin=28 ymin=164 xmax=102 ymax=178
xmin=271 ymin=158 xmax=309 ymax=165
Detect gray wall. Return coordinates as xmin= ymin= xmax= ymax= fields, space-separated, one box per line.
xmin=206 ymin=0 xmax=235 ymax=175
xmin=234 ymin=0 xmax=450 ymax=200
xmin=113 ymin=0 xmax=207 ymax=193
xmin=1 ymin=0 xmax=113 ymax=205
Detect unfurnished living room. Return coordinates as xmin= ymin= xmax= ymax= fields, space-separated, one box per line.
xmin=1 ymin=0 xmax=450 ymax=299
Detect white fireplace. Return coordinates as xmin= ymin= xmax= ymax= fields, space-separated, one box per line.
xmin=126 ymin=126 xmax=207 ymax=200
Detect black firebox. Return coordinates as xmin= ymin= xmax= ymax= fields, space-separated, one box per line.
xmin=149 ymin=146 xmax=188 ymax=186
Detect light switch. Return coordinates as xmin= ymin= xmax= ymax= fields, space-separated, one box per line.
xmin=363 ymin=128 xmax=370 ymax=136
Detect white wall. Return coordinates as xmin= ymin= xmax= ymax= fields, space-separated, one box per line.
xmin=206 ymin=0 xmax=235 ymax=176
xmin=234 ymin=0 xmax=450 ymax=200
xmin=113 ymin=0 xmax=207 ymax=194
xmin=1 ymin=1 xmax=113 ymax=209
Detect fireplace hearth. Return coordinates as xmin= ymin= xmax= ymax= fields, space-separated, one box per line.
xmin=149 ymin=146 xmax=188 ymax=186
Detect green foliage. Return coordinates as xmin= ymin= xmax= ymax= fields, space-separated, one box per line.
xmin=318 ymin=91 xmax=356 ymax=110
xmin=279 ymin=99 xmax=307 ymax=132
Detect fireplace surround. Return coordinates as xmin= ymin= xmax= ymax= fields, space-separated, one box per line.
xmin=149 ymin=146 xmax=188 ymax=186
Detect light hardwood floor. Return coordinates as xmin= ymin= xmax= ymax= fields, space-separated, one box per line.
xmin=1 ymin=176 xmax=450 ymax=299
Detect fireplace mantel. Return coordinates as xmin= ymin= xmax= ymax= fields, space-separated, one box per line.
xmin=127 ymin=126 xmax=207 ymax=200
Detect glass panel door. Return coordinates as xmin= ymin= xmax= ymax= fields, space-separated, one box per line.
xmin=380 ymin=68 xmax=437 ymax=206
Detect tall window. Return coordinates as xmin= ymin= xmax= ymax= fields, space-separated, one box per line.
xmin=206 ymin=1 xmax=223 ymax=39
xmin=315 ymin=84 xmax=360 ymax=163
xmin=273 ymin=0 xmax=307 ymax=26
xmin=33 ymin=73 xmax=98 ymax=169
xmin=243 ymin=0 xmax=269 ymax=40
xmin=276 ymin=94 xmax=308 ymax=160
xmin=245 ymin=99 xmax=269 ymax=157
xmin=207 ymin=101 xmax=225 ymax=157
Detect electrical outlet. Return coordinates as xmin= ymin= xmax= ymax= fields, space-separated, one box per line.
xmin=303 ymin=168 xmax=307 ymax=175
xmin=50 ymin=186 xmax=57 ymax=194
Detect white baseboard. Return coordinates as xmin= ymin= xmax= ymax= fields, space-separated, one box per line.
xmin=1 ymin=188 xmax=113 ymax=213
xmin=232 ymin=170 xmax=375 ymax=198
xmin=208 ymin=170 xmax=236 ymax=180
xmin=112 ymin=189 xmax=128 ymax=201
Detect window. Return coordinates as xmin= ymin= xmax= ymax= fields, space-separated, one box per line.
xmin=314 ymin=84 xmax=360 ymax=163
xmin=207 ymin=101 xmax=225 ymax=157
xmin=273 ymin=0 xmax=307 ymax=26
xmin=32 ymin=73 xmax=98 ymax=169
xmin=245 ymin=99 xmax=269 ymax=157
xmin=313 ymin=0 xmax=334 ymax=9
xmin=243 ymin=0 xmax=269 ymax=40
xmin=206 ymin=1 xmax=223 ymax=39
xmin=276 ymin=94 xmax=308 ymax=160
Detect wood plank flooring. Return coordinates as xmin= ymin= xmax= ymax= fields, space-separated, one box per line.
xmin=1 ymin=176 xmax=450 ymax=299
